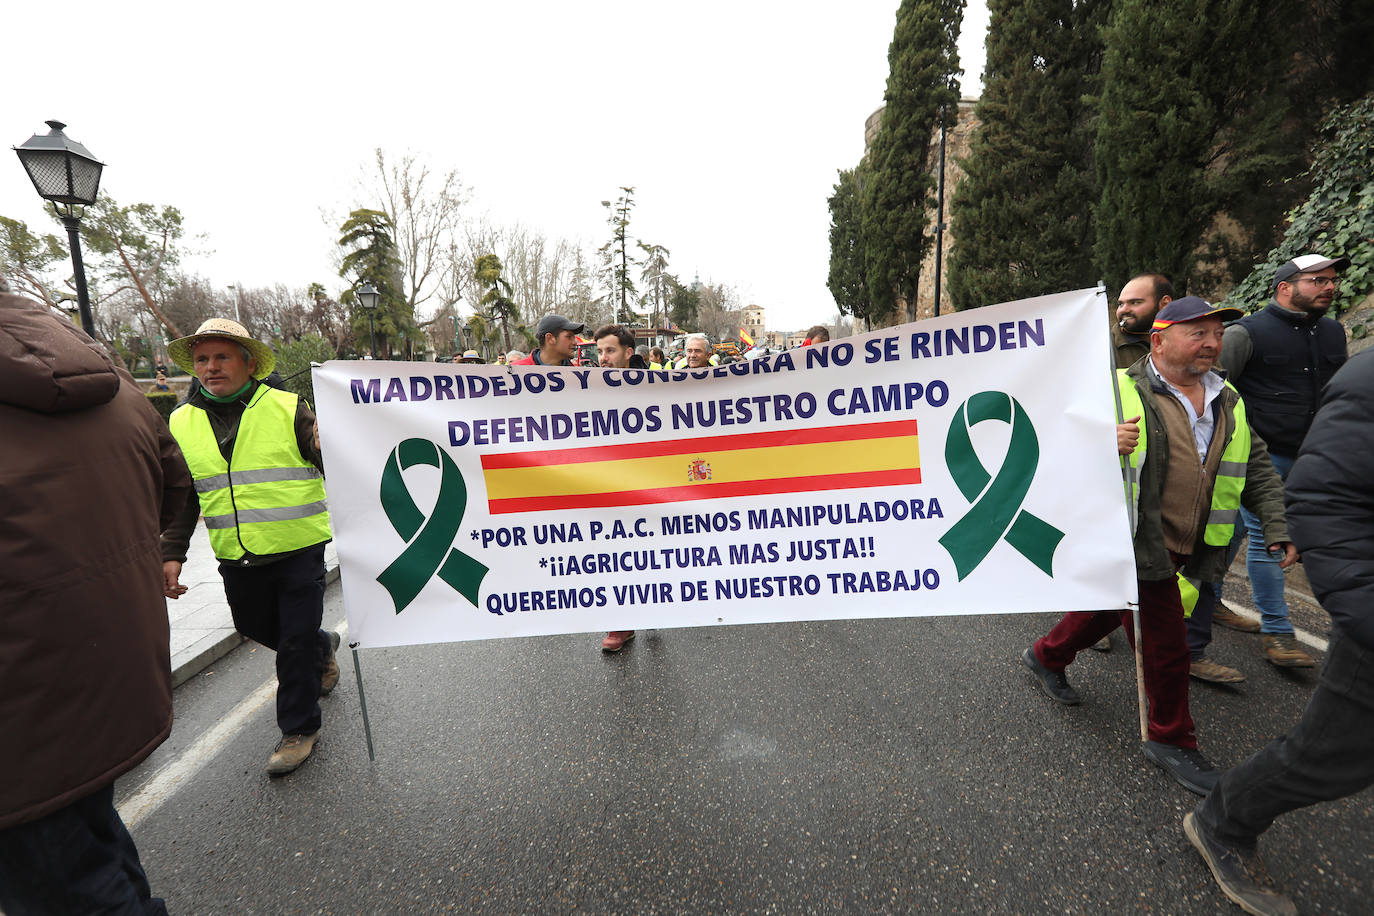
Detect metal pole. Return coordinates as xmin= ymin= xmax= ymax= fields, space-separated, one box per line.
xmin=351 ymin=646 xmax=376 ymax=761
xmin=1103 ymin=281 xmax=1149 ymax=744
xmin=933 ymin=110 xmax=948 ymax=318
xmin=61 ymin=215 xmax=95 ymax=338
xmin=367 ymin=312 xmax=377 ymax=359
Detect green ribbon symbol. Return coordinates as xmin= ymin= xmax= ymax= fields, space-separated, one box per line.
xmin=938 ymin=391 xmax=1064 ymax=581
xmin=377 ymin=438 xmax=488 ymax=614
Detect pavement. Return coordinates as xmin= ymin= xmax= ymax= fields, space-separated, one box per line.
xmin=166 ymin=526 xmax=338 ymax=687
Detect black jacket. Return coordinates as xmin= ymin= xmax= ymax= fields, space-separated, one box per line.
xmin=1285 ymin=349 xmax=1374 ymax=652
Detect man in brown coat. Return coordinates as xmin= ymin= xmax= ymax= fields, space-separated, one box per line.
xmin=0 ymin=290 xmax=192 ymax=915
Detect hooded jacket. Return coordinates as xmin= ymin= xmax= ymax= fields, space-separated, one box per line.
xmin=0 ymin=293 xmax=192 ymax=828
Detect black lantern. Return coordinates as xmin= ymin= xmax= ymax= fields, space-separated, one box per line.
xmin=357 ymin=282 xmax=380 ymax=358
xmin=13 ymin=121 xmax=105 ymax=337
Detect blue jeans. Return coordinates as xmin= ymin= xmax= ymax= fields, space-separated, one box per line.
xmin=1239 ymin=451 xmax=1295 ymax=635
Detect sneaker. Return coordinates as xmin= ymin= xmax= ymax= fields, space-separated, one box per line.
xmin=320 ymin=630 xmax=342 ymax=697
xmin=1020 ymin=647 xmax=1080 ymax=705
xmin=1190 ymin=657 xmax=1246 ymax=684
xmin=1090 ymin=635 xmax=1112 ymax=653
xmin=1184 ymin=811 xmax=1297 ymax=916
xmin=601 ymin=631 xmax=636 ymax=652
xmin=1142 ymin=740 xmax=1219 ymax=796
xmin=266 ymin=731 xmax=319 ymax=776
xmin=1213 ymin=601 xmax=1260 ymax=633
xmin=1262 ymin=635 xmax=1315 ymax=668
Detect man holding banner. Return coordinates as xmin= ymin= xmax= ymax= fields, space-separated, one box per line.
xmin=1022 ymin=297 xmax=1295 ymax=796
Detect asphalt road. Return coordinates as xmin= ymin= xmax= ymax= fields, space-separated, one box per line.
xmin=116 ymin=578 xmax=1372 ymax=915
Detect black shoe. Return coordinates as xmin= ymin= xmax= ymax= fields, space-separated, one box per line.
xmin=1142 ymin=741 xmax=1219 ymax=796
xmin=1021 ymin=647 xmax=1080 ymax=705
xmin=1183 ymin=811 xmax=1296 ymax=916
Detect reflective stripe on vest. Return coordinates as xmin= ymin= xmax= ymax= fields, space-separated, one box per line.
xmin=1114 ymin=369 xmax=1249 ymax=545
xmin=169 ymin=387 xmax=330 ymax=561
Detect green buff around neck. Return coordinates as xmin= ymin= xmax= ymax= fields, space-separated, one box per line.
xmin=201 ymin=379 xmax=254 ymax=403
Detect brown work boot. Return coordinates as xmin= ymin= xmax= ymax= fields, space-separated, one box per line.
xmin=1190 ymin=657 xmax=1246 ymax=683
xmin=266 ymin=731 xmax=319 ymax=776
xmin=1213 ymin=601 xmax=1260 ymax=633
xmin=320 ymin=630 xmax=342 ymax=696
xmin=1262 ymin=635 xmax=1315 ymax=668
xmin=601 ymin=631 xmax=636 ymax=652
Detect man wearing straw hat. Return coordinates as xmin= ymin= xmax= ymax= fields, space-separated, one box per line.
xmin=160 ymin=318 xmax=339 ymax=776
xmin=1021 ymin=298 xmax=1295 ymax=796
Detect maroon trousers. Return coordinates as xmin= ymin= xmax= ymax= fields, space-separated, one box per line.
xmin=1033 ymin=576 xmax=1196 ymax=748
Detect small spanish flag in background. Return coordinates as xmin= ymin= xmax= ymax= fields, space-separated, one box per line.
xmin=739 ymin=327 xmax=755 ymax=347
xmin=480 ymin=419 xmax=919 ymax=514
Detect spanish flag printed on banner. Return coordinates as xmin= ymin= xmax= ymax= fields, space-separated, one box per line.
xmin=740 ymin=327 xmax=755 ymax=347
xmin=480 ymin=419 xmax=919 ymax=514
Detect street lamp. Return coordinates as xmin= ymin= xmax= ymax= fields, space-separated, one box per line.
xmin=13 ymin=120 xmax=105 ymax=338
xmin=227 ymin=283 xmax=242 ymax=323
xmin=357 ymin=282 xmax=380 ymax=358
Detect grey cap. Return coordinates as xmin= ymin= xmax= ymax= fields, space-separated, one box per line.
xmin=535 ymin=314 xmax=586 ymax=341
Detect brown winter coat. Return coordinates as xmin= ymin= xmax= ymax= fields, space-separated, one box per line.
xmin=0 ymin=293 xmax=192 ymax=829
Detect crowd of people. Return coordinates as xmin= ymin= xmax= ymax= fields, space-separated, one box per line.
xmin=1 ymin=252 xmax=1369 ymax=916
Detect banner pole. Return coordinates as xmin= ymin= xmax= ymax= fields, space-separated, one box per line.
xmin=1103 ymin=281 xmax=1149 ymax=744
xmin=351 ymin=645 xmax=377 ymax=761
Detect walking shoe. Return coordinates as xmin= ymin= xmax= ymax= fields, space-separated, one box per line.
xmin=1190 ymin=657 xmax=1246 ymax=684
xmin=601 ymin=630 xmax=636 ymax=652
xmin=1142 ymin=741 xmax=1219 ymax=796
xmin=1183 ymin=811 xmax=1296 ymax=916
xmin=1090 ymin=635 xmax=1112 ymax=652
xmin=1213 ymin=601 xmax=1260 ymax=633
xmin=320 ymin=630 xmax=342 ymax=696
xmin=1262 ymin=635 xmax=1315 ymax=668
xmin=1020 ymin=647 xmax=1080 ymax=705
xmin=266 ymin=731 xmax=319 ymax=776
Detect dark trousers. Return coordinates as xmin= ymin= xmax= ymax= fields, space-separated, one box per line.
xmin=0 ymin=784 xmax=167 ymax=916
xmin=1196 ymin=629 xmax=1374 ymax=848
xmin=1034 ymin=576 xmax=1197 ymax=747
xmin=220 ymin=545 xmax=330 ymax=736
xmin=1185 ymin=531 xmax=1246 ymax=659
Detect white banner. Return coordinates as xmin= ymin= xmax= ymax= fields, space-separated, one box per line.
xmin=315 ymin=288 xmax=1136 ymax=648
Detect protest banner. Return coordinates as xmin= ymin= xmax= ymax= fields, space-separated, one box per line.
xmin=314 ymin=288 xmax=1136 ymax=649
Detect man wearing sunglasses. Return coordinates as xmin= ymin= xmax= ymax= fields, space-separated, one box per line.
xmin=1213 ymin=254 xmax=1349 ymax=670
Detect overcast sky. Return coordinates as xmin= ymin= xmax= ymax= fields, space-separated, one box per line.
xmin=3 ymin=1 xmax=988 ymax=333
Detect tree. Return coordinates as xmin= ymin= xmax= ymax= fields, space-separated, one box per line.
xmin=862 ymin=0 xmax=963 ymax=322
xmin=0 ymin=216 xmax=66 ymax=308
xmin=338 ymin=208 xmax=410 ymax=357
xmin=1092 ymin=0 xmax=1303 ymax=295
xmin=598 ymin=187 xmax=639 ymax=323
xmin=79 ymin=194 xmax=193 ymax=340
xmin=366 ymin=150 xmax=466 ymax=316
xmin=638 ymin=241 xmax=671 ymax=328
xmin=474 ymin=253 xmax=518 ymax=351
xmin=947 ymin=0 xmax=1100 ymax=310
xmin=1222 ymin=94 xmax=1374 ymax=318
xmin=667 ymin=275 xmax=699 ymax=330
xmin=826 ymin=167 xmax=876 ymax=327
xmin=694 ymin=281 xmax=742 ymax=342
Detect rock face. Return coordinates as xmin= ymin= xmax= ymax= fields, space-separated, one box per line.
xmin=1340 ymin=291 xmax=1374 ymax=356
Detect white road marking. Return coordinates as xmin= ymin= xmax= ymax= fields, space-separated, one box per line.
xmin=1217 ymin=599 xmax=1329 ymax=653
xmin=119 ymin=623 xmax=348 ymax=829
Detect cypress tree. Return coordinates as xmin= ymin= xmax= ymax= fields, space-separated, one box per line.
xmin=947 ymin=0 xmax=1104 ymax=310
xmin=826 ymin=166 xmax=876 ymax=328
xmin=1092 ymin=0 xmax=1302 ymax=294
xmin=862 ymin=0 xmax=963 ymax=322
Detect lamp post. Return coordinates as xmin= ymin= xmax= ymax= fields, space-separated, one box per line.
xmin=227 ymin=283 xmax=242 ymax=322
xmin=14 ymin=121 xmax=105 ymax=338
xmin=357 ymin=282 xmax=380 ymax=358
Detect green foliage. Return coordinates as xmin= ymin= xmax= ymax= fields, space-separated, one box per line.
xmin=947 ymin=0 xmax=1099 ymax=310
xmin=0 ymin=215 xmax=66 ymax=305
xmin=862 ymin=0 xmax=963 ymax=321
xmin=598 ymin=188 xmax=639 ymax=323
xmin=668 ymin=275 xmax=699 ymax=330
xmin=826 ymin=167 xmax=875 ymax=325
xmin=1092 ymin=0 xmax=1302 ymax=295
xmin=274 ymin=335 xmax=338 ymax=406
xmin=474 ymin=253 xmax=519 ymax=351
xmin=78 ymin=193 xmax=191 ymax=340
xmin=1222 ymin=94 xmax=1374 ymax=317
xmin=145 ymin=390 xmax=178 ymax=424
xmin=338 ymin=208 xmax=415 ymax=357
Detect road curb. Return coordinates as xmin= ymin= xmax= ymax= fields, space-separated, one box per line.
xmin=170 ymin=561 xmax=341 ymax=687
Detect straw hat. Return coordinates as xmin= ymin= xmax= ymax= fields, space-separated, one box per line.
xmin=168 ymin=318 xmax=276 ymax=379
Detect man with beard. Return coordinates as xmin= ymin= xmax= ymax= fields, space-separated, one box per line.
xmin=1215 ymin=255 xmax=1349 ymax=670
xmin=592 ymin=324 xmax=649 ymax=653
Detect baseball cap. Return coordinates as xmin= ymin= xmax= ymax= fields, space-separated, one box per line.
xmin=1150 ymin=296 xmax=1243 ymax=331
xmin=534 ymin=315 xmax=586 ymax=341
xmin=1274 ymin=254 xmax=1350 ymax=288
